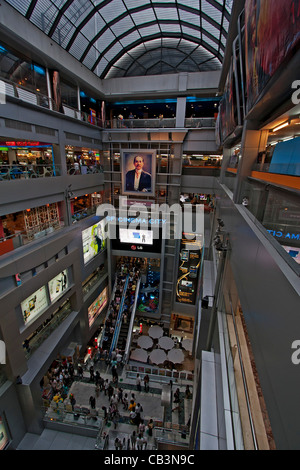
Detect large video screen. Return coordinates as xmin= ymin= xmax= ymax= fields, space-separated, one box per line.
xmin=48 ymin=270 xmax=69 ymax=303
xmin=88 ymin=287 xmax=108 ymax=327
xmin=21 ymin=286 xmax=49 ymax=324
xmin=82 ymin=219 xmax=106 ymax=265
xmin=119 ymin=228 xmax=153 ymax=245
xmin=176 ymin=233 xmax=203 ymax=305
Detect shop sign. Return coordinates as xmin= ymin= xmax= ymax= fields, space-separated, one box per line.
xmin=5 ymin=141 xmax=42 ymax=147
xmin=267 ymin=229 xmax=300 ymax=241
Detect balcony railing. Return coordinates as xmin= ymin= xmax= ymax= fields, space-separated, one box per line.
xmin=184 ymin=117 xmax=216 ymax=128
xmin=24 ymin=301 xmax=73 ymax=360
xmin=0 ymin=163 xmax=104 ymax=181
xmin=2 ymin=78 xmax=216 ymax=131
xmin=0 ymin=164 xmax=61 ymax=180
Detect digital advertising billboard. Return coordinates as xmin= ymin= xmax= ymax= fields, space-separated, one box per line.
xmin=119 ymin=228 xmax=153 ymax=245
xmin=176 ymin=233 xmax=203 ymax=305
xmin=82 ymin=219 xmax=106 ymax=264
xmin=21 ymin=286 xmax=49 ymax=324
xmin=48 ymin=270 xmax=69 ymax=303
xmin=88 ymin=287 xmax=108 ymax=327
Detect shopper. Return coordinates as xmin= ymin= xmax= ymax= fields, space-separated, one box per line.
xmin=147 ymin=418 xmax=154 ymax=437
xmin=143 ymin=374 xmax=149 ymax=392
xmin=131 ymin=430 xmax=137 ymax=450
xmin=89 ymin=395 xmax=96 ymax=409
xmin=142 ymin=434 xmax=147 ymax=450
xmin=185 ymin=385 xmax=192 ymax=399
xmin=122 ymin=393 xmax=129 ymax=410
xmin=130 ymin=407 xmax=137 ymax=424
xmin=136 ymin=374 xmax=141 ymax=392
xmin=136 ymin=433 xmax=143 ymax=450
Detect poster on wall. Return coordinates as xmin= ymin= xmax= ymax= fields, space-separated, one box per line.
xmin=0 ymin=415 xmax=9 ymax=450
xmin=176 ymin=233 xmax=202 ymax=305
xmin=218 ymin=59 xmax=237 ymax=144
xmin=88 ymin=287 xmax=108 ymax=327
xmin=245 ymin=0 xmax=300 ymax=114
xmin=48 ymin=270 xmax=69 ymax=303
xmin=121 ymin=149 xmax=156 ymax=197
xmin=21 ymin=286 xmax=49 ymax=324
xmin=82 ymin=219 xmax=106 ymax=265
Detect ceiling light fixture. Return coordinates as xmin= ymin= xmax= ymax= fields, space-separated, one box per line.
xmin=272 ymin=121 xmax=289 ymax=132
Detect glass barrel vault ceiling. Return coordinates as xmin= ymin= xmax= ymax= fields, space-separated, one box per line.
xmin=5 ymin=0 xmax=233 ymax=78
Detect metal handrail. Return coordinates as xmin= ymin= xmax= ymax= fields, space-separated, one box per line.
xmin=124 ymin=278 xmax=141 ymax=364
xmin=228 ymin=297 xmax=258 ymax=450
xmin=109 ymin=275 xmax=129 ymax=357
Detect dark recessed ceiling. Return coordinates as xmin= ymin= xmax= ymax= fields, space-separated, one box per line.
xmin=5 ymin=0 xmax=233 ymax=78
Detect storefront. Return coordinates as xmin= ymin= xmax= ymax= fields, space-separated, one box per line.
xmin=65 ymin=145 xmax=101 ymax=169
xmin=0 ymin=140 xmax=54 ymax=166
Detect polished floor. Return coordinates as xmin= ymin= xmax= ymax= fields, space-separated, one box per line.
xmin=17 ymin=359 xmax=193 ymax=450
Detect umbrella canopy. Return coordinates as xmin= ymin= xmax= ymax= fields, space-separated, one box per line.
xmin=130 ymin=348 xmax=148 ymax=363
xmin=158 ymin=336 xmax=174 ymax=350
xmin=149 ymin=349 xmax=167 ymax=365
xmin=148 ymin=325 xmax=164 ymax=339
xmin=167 ymin=348 xmax=185 ymax=364
xmin=182 ymin=338 xmax=193 ymax=352
xmin=137 ymin=335 xmax=153 ymax=350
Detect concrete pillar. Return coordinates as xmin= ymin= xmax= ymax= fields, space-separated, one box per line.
xmin=176 ymin=97 xmax=186 ymax=128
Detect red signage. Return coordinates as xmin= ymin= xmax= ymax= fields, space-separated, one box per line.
xmin=5 ymin=141 xmax=43 ymax=147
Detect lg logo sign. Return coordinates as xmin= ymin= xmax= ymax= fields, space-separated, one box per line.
xmin=0 ymin=340 xmax=5 ymax=365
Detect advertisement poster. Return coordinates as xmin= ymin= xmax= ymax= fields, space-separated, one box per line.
xmin=48 ymin=270 xmax=69 ymax=303
xmin=111 ymin=225 xmax=162 ymax=254
xmin=119 ymin=228 xmax=153 ymax=245
xmin=176 ymin=234 xmax=202 ymax=305
xmin=88 ymin=287 xmax=108 ymax=327
xmin=218 ymin=59 xmax=237 ymax=144
xmin=0 ymin=416 xmax=9 ymax=450
xmin=245 ymin=0 xmax=300 ymax=114
xmin=82 ymin=219 xmax=106 ymax=265
xmin=21 ymin=286 xmax=49 ymax=324
xmin=121 ymin=149 xmax=156 ymax=197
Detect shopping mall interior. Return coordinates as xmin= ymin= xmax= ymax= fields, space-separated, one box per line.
xmin=0 ymin=0 xmax=299 ymax=452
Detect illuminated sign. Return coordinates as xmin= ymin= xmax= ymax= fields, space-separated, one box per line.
xmin=48 ymin=270 xmax=69 ymax=303
xmin=5 ymin=141 xmax=42 ymax=147
xmin=88 ymin=287 xmax=108 ymax=327
xmin=82 ymin=220 xmax=106 ymax=264
xmin=119 ymin=228 xmax=153 ymax=245
xmin=176 ymin=234 xmax=202 ymax=305
xmin=267 ymin=229 xmax=300 ymax=240
xmin=21 ymin=286 xmax=49 ymax=324
xmin=106 ymin=215 xmax=166 ymax=225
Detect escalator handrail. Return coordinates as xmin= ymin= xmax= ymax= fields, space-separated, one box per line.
xmin=123 ymin=278 xmax=141 ymax=364
xmin=98 ymin=275 xmax=118 ymax=350
xmin=109 ymin=274 xmax=129 ymax=357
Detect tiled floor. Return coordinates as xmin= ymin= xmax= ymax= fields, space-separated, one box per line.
xmin=17 ymin=360 xmax=193 ymax=451
xmin=17 ymin=428 xmax=96 ymax=450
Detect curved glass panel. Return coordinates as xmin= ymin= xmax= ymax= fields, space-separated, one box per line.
xmin=5 ymin=0 xmax=233 ymax=77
